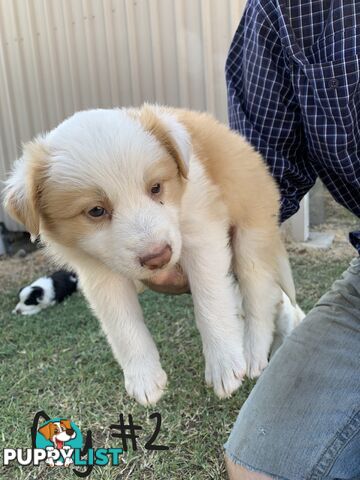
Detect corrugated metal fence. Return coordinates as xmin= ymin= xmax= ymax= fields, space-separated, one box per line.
xmin=0 ymin=0 xmax=245 ymax=230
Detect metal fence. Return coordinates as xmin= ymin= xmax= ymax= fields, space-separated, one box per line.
xmin=0 ymin=0 xmax=247 ymax=230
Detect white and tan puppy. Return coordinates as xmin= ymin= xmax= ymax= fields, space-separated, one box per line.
xmin=4 ymin=105 xmax=298 ymax=405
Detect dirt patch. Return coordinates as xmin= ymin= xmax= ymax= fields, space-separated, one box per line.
xmin=0 ymin=248 xmax=54 ymax=294
xmin=287 ymin=235 xmax=355 ymax=263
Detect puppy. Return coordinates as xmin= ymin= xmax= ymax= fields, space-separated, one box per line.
xmin=13 ymin=270 xmax=78 ymax=315
xmin=4 ymin=105 xmax=298 ymax=404
xmin=38 ymin=419 xmax=76 ymax=467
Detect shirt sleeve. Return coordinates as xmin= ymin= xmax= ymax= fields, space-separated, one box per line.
xmin=225 ymin=0 xmax=318 ymax=222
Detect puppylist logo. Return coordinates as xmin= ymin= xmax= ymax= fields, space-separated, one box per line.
xmin=3 ymin=410 xmax=168 ymax=477
xmin=35 ymin=417 xmax=84 ymax=467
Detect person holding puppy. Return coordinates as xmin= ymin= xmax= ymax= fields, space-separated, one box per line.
xmin=150 ymin=0 xmax=360 ymax=478
xmin=224 ymin=1 xmax=360 ymax=479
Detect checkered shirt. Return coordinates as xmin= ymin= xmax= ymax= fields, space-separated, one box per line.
xmin=226 ymin=0 xmax=360 ymax=248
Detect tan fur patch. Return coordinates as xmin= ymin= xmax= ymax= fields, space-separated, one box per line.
xmin=39 ymin=184 xmax=112 ymax=247
xmin=145 ymin=156 xmax=186 ymax=207
xmin=174 ymin=108 xmax=280 ymax=230
xmin=138 ymin=105 xmax=188 ymax=178
xmin=5 ymin=140 xmax=49 ymax=236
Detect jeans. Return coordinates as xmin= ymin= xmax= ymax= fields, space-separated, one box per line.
xmin=225 ymin=258 xmax=360 ymax=479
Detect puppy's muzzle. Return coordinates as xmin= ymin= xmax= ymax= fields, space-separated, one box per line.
xmin=139 ymin=244 xmax=172 ymax=270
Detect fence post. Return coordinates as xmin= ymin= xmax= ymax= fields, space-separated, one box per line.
xmin=289 ymin=195 xmax=309 ymax=242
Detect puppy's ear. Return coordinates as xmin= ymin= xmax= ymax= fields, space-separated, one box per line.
xmin=38 ymin=423 xmax=53 ymax=440
xmin=139 ymin=105 xmax=191 ymax=178
xmin=3 ymin=139 xmax=48 ymax=237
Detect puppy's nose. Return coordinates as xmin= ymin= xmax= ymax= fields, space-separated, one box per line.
xmin=139 ymin=244 xmax=172 ymax=270
xmin=15 ymin=307 xmax=21 ymax=314
xmin=66 ymin=428 xmax=74 ymax=436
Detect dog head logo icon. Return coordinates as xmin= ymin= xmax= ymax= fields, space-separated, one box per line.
xmin=38 ymin=419 xmax=76 ymax=449
xmin=36 ymin=418 xmax=82 ymax=467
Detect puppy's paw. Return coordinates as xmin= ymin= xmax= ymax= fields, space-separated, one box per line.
xmin=124 ymin=364 xmax=167 ymax=405
xmin=245 ymin=350 xmax=268 ymax=379
xmin=204 ymin=343 xmax=246 ymax=398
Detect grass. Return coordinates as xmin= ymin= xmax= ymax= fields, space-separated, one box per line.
xmin=0 ymin=249 xmax=354 ymax=479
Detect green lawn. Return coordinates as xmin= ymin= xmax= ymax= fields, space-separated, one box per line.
xmin=0 ymin=250 xmax=354 ymax=479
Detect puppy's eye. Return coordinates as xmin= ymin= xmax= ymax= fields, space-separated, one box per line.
xmin=150 ymin=183 xmax=161 ymax=195
xmin=87 ymin=206 xmax=107 ymax=218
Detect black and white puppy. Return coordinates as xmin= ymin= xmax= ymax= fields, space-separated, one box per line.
xmin=13 ymin=270 xmax=78 ymax=315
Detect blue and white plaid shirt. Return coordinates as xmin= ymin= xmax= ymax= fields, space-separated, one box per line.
xmin=226 ymin=0 xmax=360 ymax=248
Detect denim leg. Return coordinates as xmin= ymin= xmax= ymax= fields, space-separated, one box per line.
xmin=225 ymin=258 xmax=360 ymax=480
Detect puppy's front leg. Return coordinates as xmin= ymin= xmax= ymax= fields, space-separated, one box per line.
xmin=79 ymin=266 xmax=167 ymax=405
xmin=181 ymin=230 xmax=246 ymax=398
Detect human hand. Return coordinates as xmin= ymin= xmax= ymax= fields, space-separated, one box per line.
xmin=144 ymin=264 xmax=190 ymax=294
